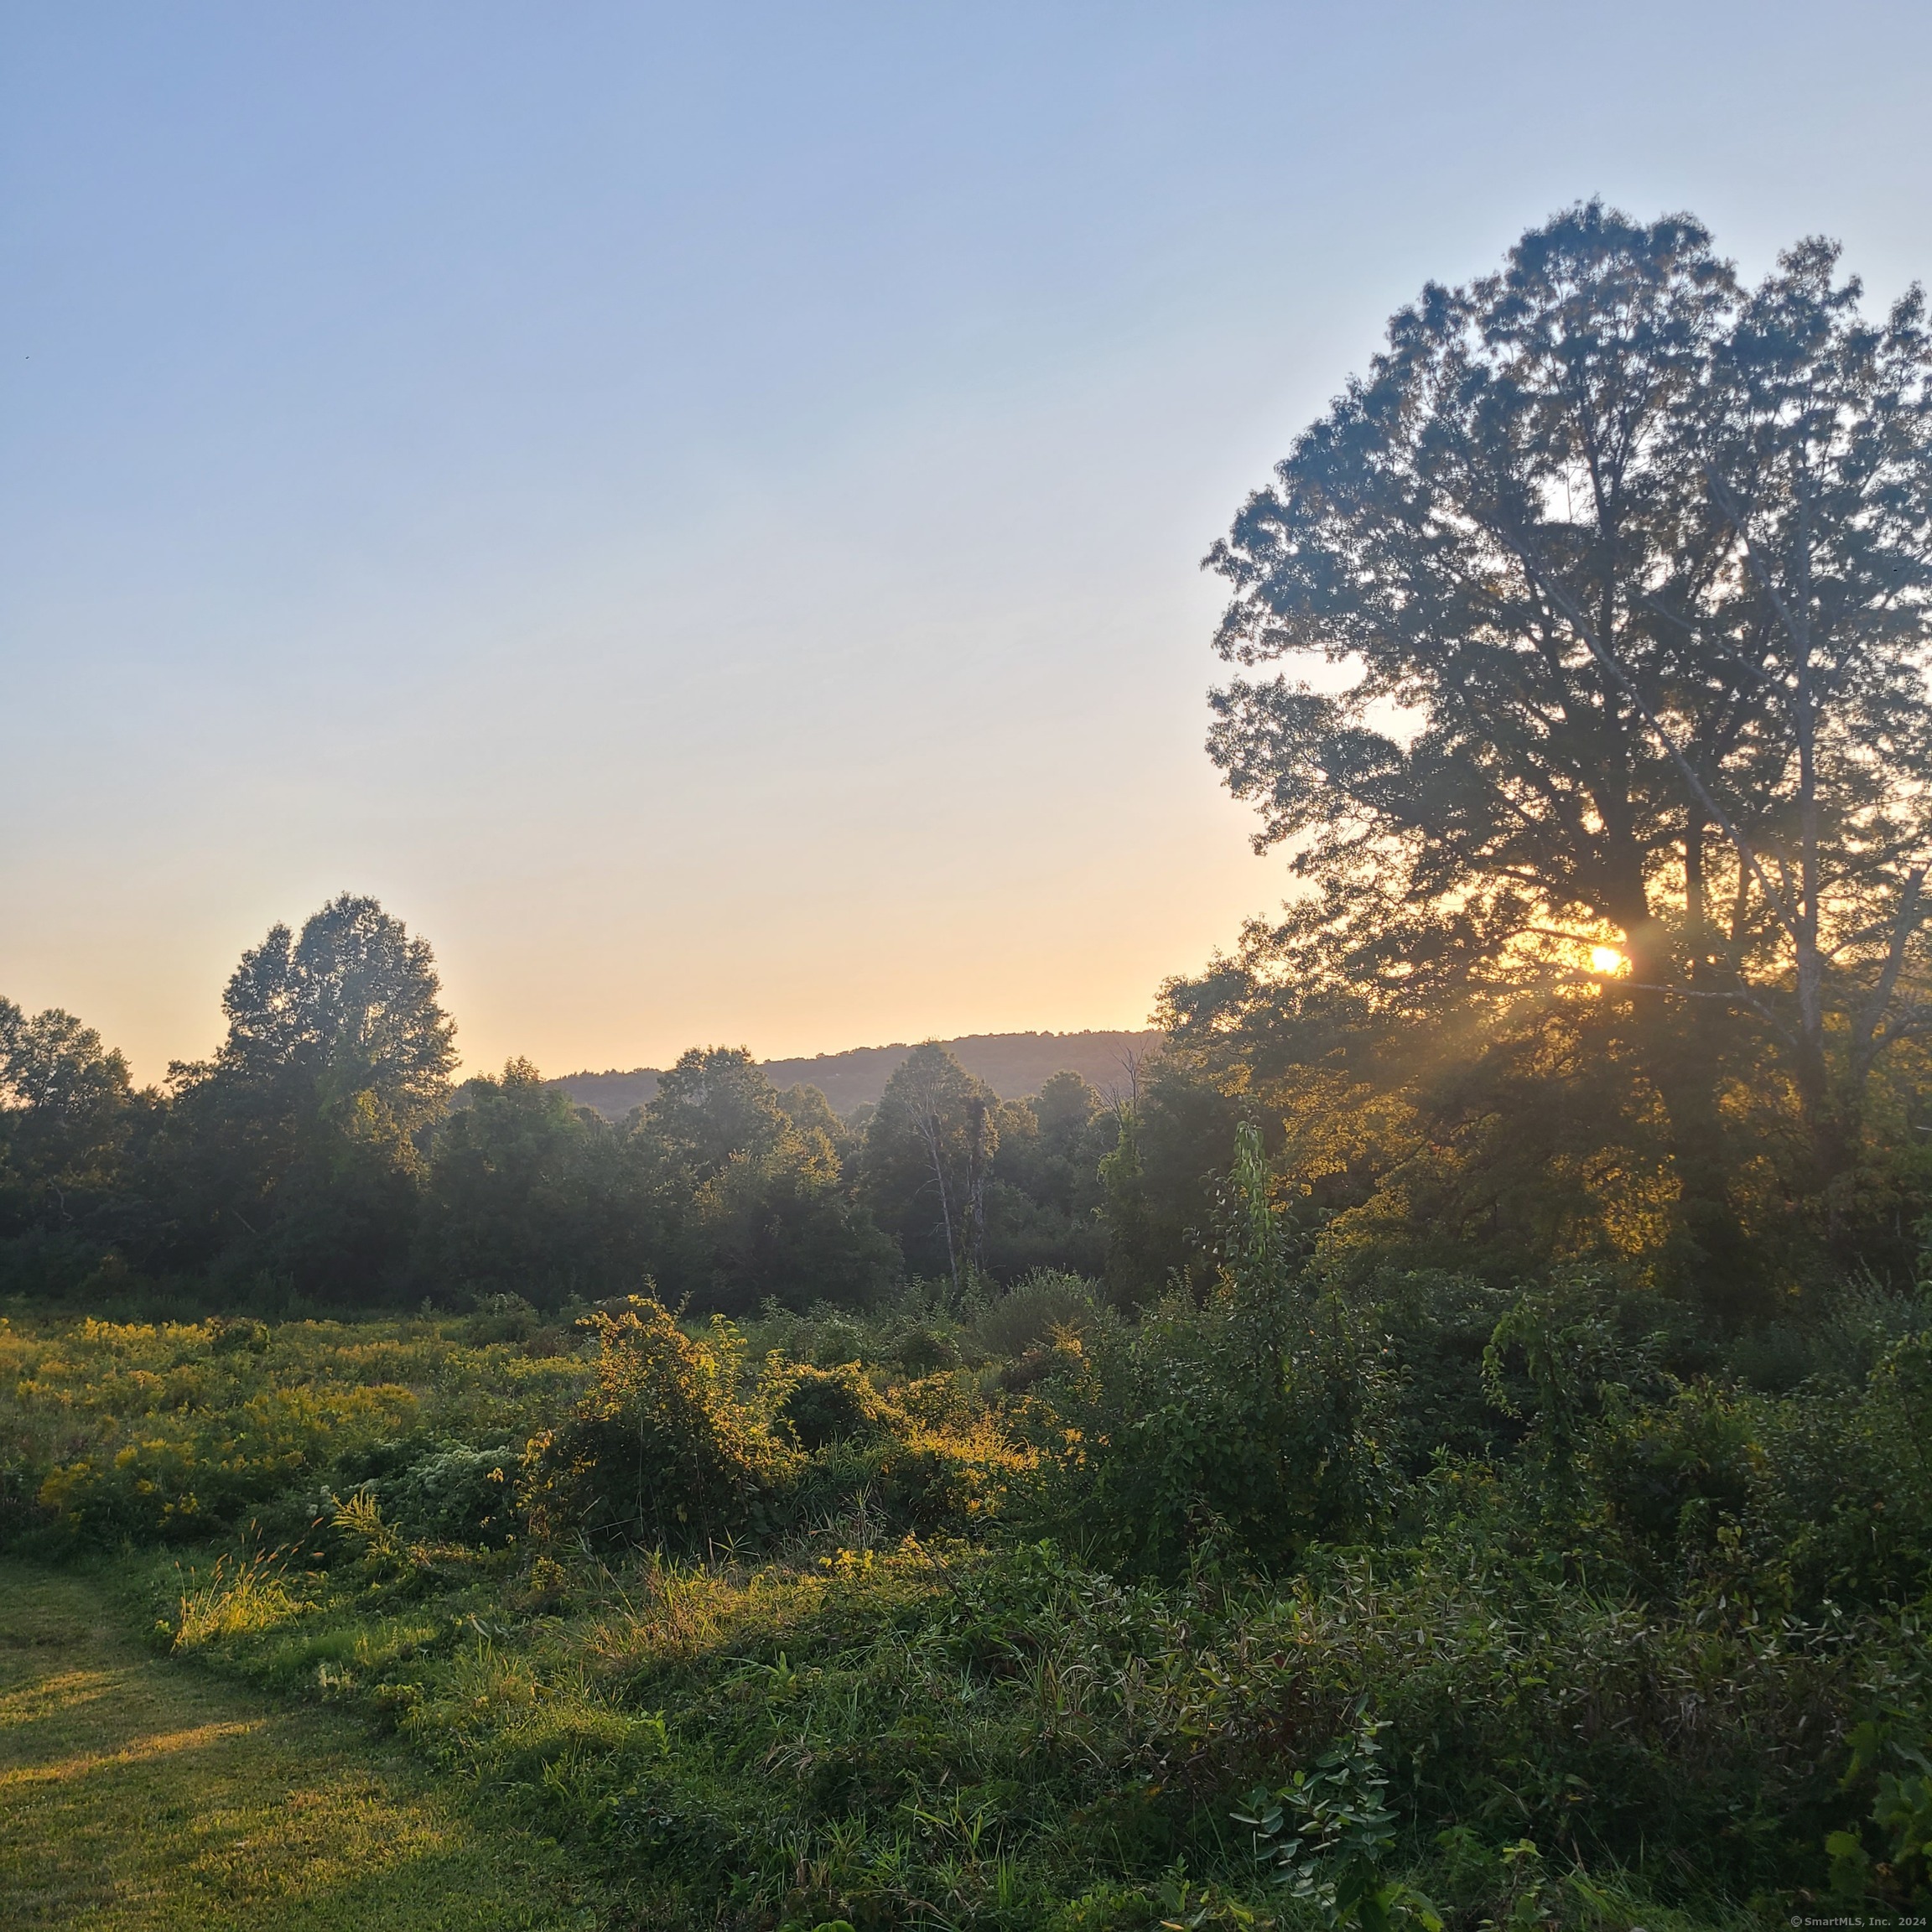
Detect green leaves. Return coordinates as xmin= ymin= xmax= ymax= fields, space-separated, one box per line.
xmin=1233 ymin=1703 xmax=1440 ymax=1932
xmin=1835 ymin=1716 xmax=1932 ymax=1904
xmin=522 ymin=1296 xmax=800 ymax=1552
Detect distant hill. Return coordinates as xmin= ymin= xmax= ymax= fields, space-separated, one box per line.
xmin=551 ymin=1029 xmax=1162 ymax=1120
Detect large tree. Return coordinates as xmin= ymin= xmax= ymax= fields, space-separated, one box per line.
xmin=164 ymin=894 xmax=458 ymax=1294
xmin=0 ymin=998 xmax=145 ymax=1272
xmin=1205 ymin=203 xmax=1932 ymax=1248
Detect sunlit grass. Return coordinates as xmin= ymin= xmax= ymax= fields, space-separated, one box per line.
xmin=0 ymin=1560 xmax=607 ymax=1929
xmin=172 ymin=1550 xmax=306 ymax=1650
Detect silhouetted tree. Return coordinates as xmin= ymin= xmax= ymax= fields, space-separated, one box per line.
xmin=0 ymin=998 xmax=151 ymax=1285
xmin=1206 ymin=201 xmax=1932 ymax=1271
xmin=418 ymin=1059 xmax=640 ymax=1306
xmin=161 ymin=894 xmax=457 ymax=1296
xmin=863 ymin=1043 xmax=1000 ymax=1291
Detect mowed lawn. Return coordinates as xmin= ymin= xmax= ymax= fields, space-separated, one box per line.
xmin=0 ymin=1562 xmax=606 ymax=1931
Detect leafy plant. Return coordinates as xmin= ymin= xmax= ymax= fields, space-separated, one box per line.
xmin=1831 ymin=1716 xmax=1932 ymax=1905
xmin=1233 ymin=1703 xmax=1440 ymax=1932
xmin=1026 ymin=1124 xmax=1388 ymax=1575
xmin=519 ymin=1295 xmax=797 ymax=1550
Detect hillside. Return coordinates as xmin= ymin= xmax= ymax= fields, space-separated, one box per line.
xmin=550 ymin=1027 xmax=1161 ymax=1119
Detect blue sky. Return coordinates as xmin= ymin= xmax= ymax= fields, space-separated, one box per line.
xmin=5 ymin=1 xmax=1930 ymax=1081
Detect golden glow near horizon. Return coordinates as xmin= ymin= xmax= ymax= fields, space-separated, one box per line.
xmin=10 ymin=16 xmax=1928 ymax=1088
xmin=1591 ymin=945 xmax=1626 ymax=975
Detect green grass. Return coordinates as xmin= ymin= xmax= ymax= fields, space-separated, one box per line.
xmin=4 ymin=1295 xmax=1925 ymax=1927
xmin=0 ymin=1560 xmax=608 ymax=1931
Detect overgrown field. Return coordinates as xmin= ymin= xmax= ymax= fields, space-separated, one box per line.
xmin=3 ymin=1244 xmax=1930 ymax=1929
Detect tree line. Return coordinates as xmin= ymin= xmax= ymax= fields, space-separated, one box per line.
xmin=0 ymin=893 xmax=1121 ymax=1311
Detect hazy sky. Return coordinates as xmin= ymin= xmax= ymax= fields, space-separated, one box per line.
xmin=5 ymin=2 xmax=1930 ymax=1083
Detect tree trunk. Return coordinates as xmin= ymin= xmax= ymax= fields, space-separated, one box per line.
xmin=1618 ymin=907 xmax=1761 ymax=1314
xmin=916 ymin=1108 xmax=961 ymax=1296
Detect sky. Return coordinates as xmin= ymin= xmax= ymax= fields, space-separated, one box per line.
xmin=4 ymin=2 xmax=1931 ymax=1084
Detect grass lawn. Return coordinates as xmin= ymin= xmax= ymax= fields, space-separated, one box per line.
xmin=0 ymin=1561 xmax=608 ymax=1931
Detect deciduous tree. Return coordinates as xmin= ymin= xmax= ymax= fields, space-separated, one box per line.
xmin=163 ymin=894 xmax=458 ymax=1295
xmin=1206 ymin=202 xmax=1932 ymax=1260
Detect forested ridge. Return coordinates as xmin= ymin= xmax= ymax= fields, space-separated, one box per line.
xmin=6 ymin=204 xmax=1932 ymax=1929
xmin=550 ymin=1031 xmax=1161 ymax=1123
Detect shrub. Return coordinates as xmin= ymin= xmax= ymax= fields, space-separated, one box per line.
xmin=384 ymin=1440 xmax=520 ymax=1545
xmin=811 ymin=1317 xmax=869 ymax=1368
xmin=891 ymin=1322 xmax=959 ymax=1377
xmin=521 ymin=1296 xmax=797 ymax=1550
xmin=865 ymin=1418 xmax=1031 ymax=1532
xmin=779 ymin=1363 xmax=886 ymax=1452
xmin=465 ymin=1292 xmax=543 ymax=1344
xmin=209 ymin=1316 xmax=272 ymax=1356
xmin=1732 ymin=1327 xmax=1932 ymax=1615
xmin=1027 ymin=1126 xmax=1390 ymax=1576
xmin=972 ymin=1270 xmax=1098 ymax=1360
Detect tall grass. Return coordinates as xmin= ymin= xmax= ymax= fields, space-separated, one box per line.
xmin=172 ymin=1547 xmax=306 ymax=1649
xmin=6 ymin=1272 xmax=1929 ymax=1926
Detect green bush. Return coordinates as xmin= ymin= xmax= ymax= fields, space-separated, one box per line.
xmin=971 ymin=1269 xmax=1098 ymax=1360
xmin=383 ymin=1440 xmax=521 ymax=1545
xmin=810 ymin=1317 xmax=870 ymax=1368
xmin=778 ymin=1362 xmax=886 ymax=1451
xmin=1026 ymin=1126 xmax=1390 ymax=1576
xmin=891 ymin=1322 xmax=960 ymax=1377
xmin=463 ymin=1291 xmax=543 ymax=1344
xmin=520 ymin=1296 xmax=798 ymax=1550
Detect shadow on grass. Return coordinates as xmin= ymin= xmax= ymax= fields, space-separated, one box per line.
xmin=0 ymin=1561 xmax=605 ymax=1931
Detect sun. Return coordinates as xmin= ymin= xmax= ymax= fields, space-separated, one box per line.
xmin=1590 ymin=945 xmax=1625 ymax=974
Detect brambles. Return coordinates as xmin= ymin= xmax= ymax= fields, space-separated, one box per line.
xmin=520 ymin=1296 xmax=798 ymax=1551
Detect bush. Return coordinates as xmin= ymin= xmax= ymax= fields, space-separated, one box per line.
xmin=521 ymin=1296 xmax=797 ymax=1550
xmin=891 ymin=1322 xmax=958 ymax=1377
xmin=865 ymin=1418 xmax=1030 ymax=1533
xmin=811 ymin=1317 xmax=869 ymax=1368
xmin=383 ymin=1440 xmax=521 ymax=1545
xmin=1026 ymin=1127 xmax=1390 ymax=1576
xmin=464 ymin=1292 xmax=543 ymax=1344
xmin=972 ymin=1270 xmax=1098 ymax=1360
xmin=778 ymin=1363 xmax=886 ymax=1451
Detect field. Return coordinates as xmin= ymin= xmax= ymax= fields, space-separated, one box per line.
xmin=3 ymin=1273 xmax=1928 ymax=1931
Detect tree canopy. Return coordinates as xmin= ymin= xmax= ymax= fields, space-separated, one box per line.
xmin=1196 ymin=201 xmax=1932 ymax=1291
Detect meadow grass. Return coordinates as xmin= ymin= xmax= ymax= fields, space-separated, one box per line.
xmin=0 ymin=1559 xmax=609 ymax=1930
xmin=3 ymin=1294 xmax=1924 ymax=1928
